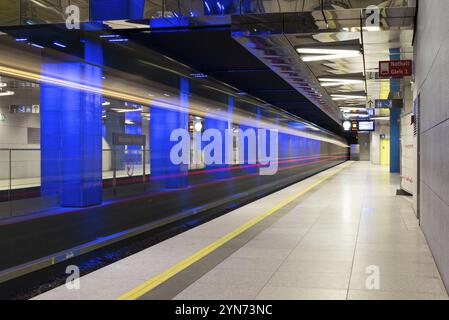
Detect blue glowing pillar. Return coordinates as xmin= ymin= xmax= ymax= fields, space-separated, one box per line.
xmin=277 ymin=115 xmax=289 ymax=162
xmin=90 ymin=0 xmax=144 ymax=21
xmin=389 ymin=48 xmax=401 ymax=173
xmin=390 ymin=108 xmax=401 ymax=173
xmin=238 ymin=116 xmax=257 ymax=174
xmin=40 ymin=41 xmax=103 ymax=207
xmin=150 ymin=78 xmax=189 ymax=188
xmin=204 ymin=96 xmax=233 ymax=179
xmin=204 ymin=117 xmax=229 ymax=179
xmin=291 ymin=135 xmax=300 ymax=160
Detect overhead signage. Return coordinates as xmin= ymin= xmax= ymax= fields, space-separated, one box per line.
xmin=379 ymin=60 xmax=412 ymax=78
xmin=358 ymin=121 xmax=375 ymax=132
xmin=375 ymin=99 xmax=403 ymax=108
xmin=343 ymin=120 xmax=375 ymax=132
xmin=112 ymin=133 xmax=146 ymax=146
xmin=10 ymin=105 xmax=40 ymax=114
xmin=366 ymin=98 xmax=375 ymax=109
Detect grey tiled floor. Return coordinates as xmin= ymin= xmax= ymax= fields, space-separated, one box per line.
xmin=34 ymin=162 xmax=448 ymax=300
xmin=173 ymin=162 xmax=449 ymax=300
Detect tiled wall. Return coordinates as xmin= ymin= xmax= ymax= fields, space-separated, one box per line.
xmin=415 ymin=0 xmax=449 ymax=291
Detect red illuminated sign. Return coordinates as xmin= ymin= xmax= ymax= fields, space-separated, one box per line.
xmin=379 ymin=60 xmax=412 ymax=78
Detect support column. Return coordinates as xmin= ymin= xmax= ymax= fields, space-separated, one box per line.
xmin=204 ymin=117 xmax=230 ymax=179
xmin=389 ymin=48 xmax=401 ymax=173
xmin=150 ymin=77 xmax=189 ymax=188
xmin=40 ymin=41 xmax=103 ymax=207
xmin=238 ymin=125 xmax=257 ymax=174
xmin=390 ymin=108 xmax=401 ymax=173
xmin=204 ymin=96 xmax=235 ymax=179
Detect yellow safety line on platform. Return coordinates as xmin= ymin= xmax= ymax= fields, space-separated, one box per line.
xmin=117 ymin=162 xmax=353 ymax=300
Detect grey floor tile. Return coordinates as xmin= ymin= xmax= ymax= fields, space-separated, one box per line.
xmin=277 ymin=259 xmax=353 ymax=274
xmin=174 ymin=282 xmax=263 ymax=300
xmin=255 ymin=286 xmax=347 ymax=300
xmin=349 ymin=273 xmax=447 ymax=295
xmin=347 ymin=289 xmax=449 ymax=300
xmin=267 ymin=271 xmax=350 ymax=290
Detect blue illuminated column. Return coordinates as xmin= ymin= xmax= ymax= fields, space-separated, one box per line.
xmin=390 ymin=108 xmax=401 ymax=173
xmin=40 ymin=40 xmax=103 ymax=207
xmin=238 ymin=112 xmax=258 ymax=174
xmin=90 ymin=0 xmax=144 ymax=20
xmin=279 ymin=132 xmax=290 ymax=161
xmin=204 ymin=96 xmax=233 ymax=179
xmin=150 ymin=78 xmax=189 ymax=188
xmin=276 ymin=115 xmax=290 ymax=162
xmin=389 ymin=48 xmax=401 ymax=173
xmin=291 ymin=135 xmax=300 ymax=160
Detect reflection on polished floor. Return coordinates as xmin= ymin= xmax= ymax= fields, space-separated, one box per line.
xmin=172 ymin=162 xmax=447 ymax=300
xmin=34 ymin=162 xmax=448 ymax=300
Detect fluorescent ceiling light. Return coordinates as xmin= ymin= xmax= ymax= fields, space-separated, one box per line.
xmin=340 ymin=107 xmax=367 ymax=111
xmin=343 ymin=112 xmax=369 ymax=118
xmin=111 ymin=108 xmax=142 ymax=113
xmin=301 ymin=52 xmax=360 ymax=62
xmin=319 ymin=78 xmax=363 ymax=82
xmin=53 ymin=42 xmax=66 ymax=48
xmin=102 ymin=101 xmax=110 ymax=106
xmin=297 ymin=48 xmax=361 ymax=62
xmin=319 ymin=78 xmax=364 ymax=87
xmin=108 ymin=38 xmax=128 ymax=42
xmin=296 ymin=48 xmax=358 ymax=55
xmin=31 ymin=43 xmax=44 ymax=49
xmin=99 ymin=34 xmax=120 ymax=38
xmin=0 ymin=83 xmax=6 ymax=87
xmin=0 ymin=90 xmax=14 ymax=96
xmin=331 ymin=94 xmax=366 ymax=100
xmin=321 ymin=81 xmax=363 ymax=87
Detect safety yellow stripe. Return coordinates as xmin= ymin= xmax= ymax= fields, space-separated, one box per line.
xmin=117 ymin=162 xmax=353 ymax=300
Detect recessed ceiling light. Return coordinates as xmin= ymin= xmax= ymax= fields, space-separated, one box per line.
xmin=297 ymin=48 xmax=357 ymax=55
xmin=31 ymin=43 xmax=44 ymax=49
xmin=110 ymin=108 xmax=142 ymax=113
xmin=331 ymin=94 xmax=366 ymax=100
xmin=53 ymin=42 xmax=66 ymax=48
xmin=319 ymin=78 xmax=364 ymax=87
xmin=297 ymin=48 xmax=361 ymax=62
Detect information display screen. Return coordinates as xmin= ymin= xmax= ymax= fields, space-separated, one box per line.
xmin=358 ymin=121 xmax=375 ymax=131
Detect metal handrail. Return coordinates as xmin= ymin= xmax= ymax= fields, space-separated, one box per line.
xmin=0 ymin=147 xmax=151 ymax=202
